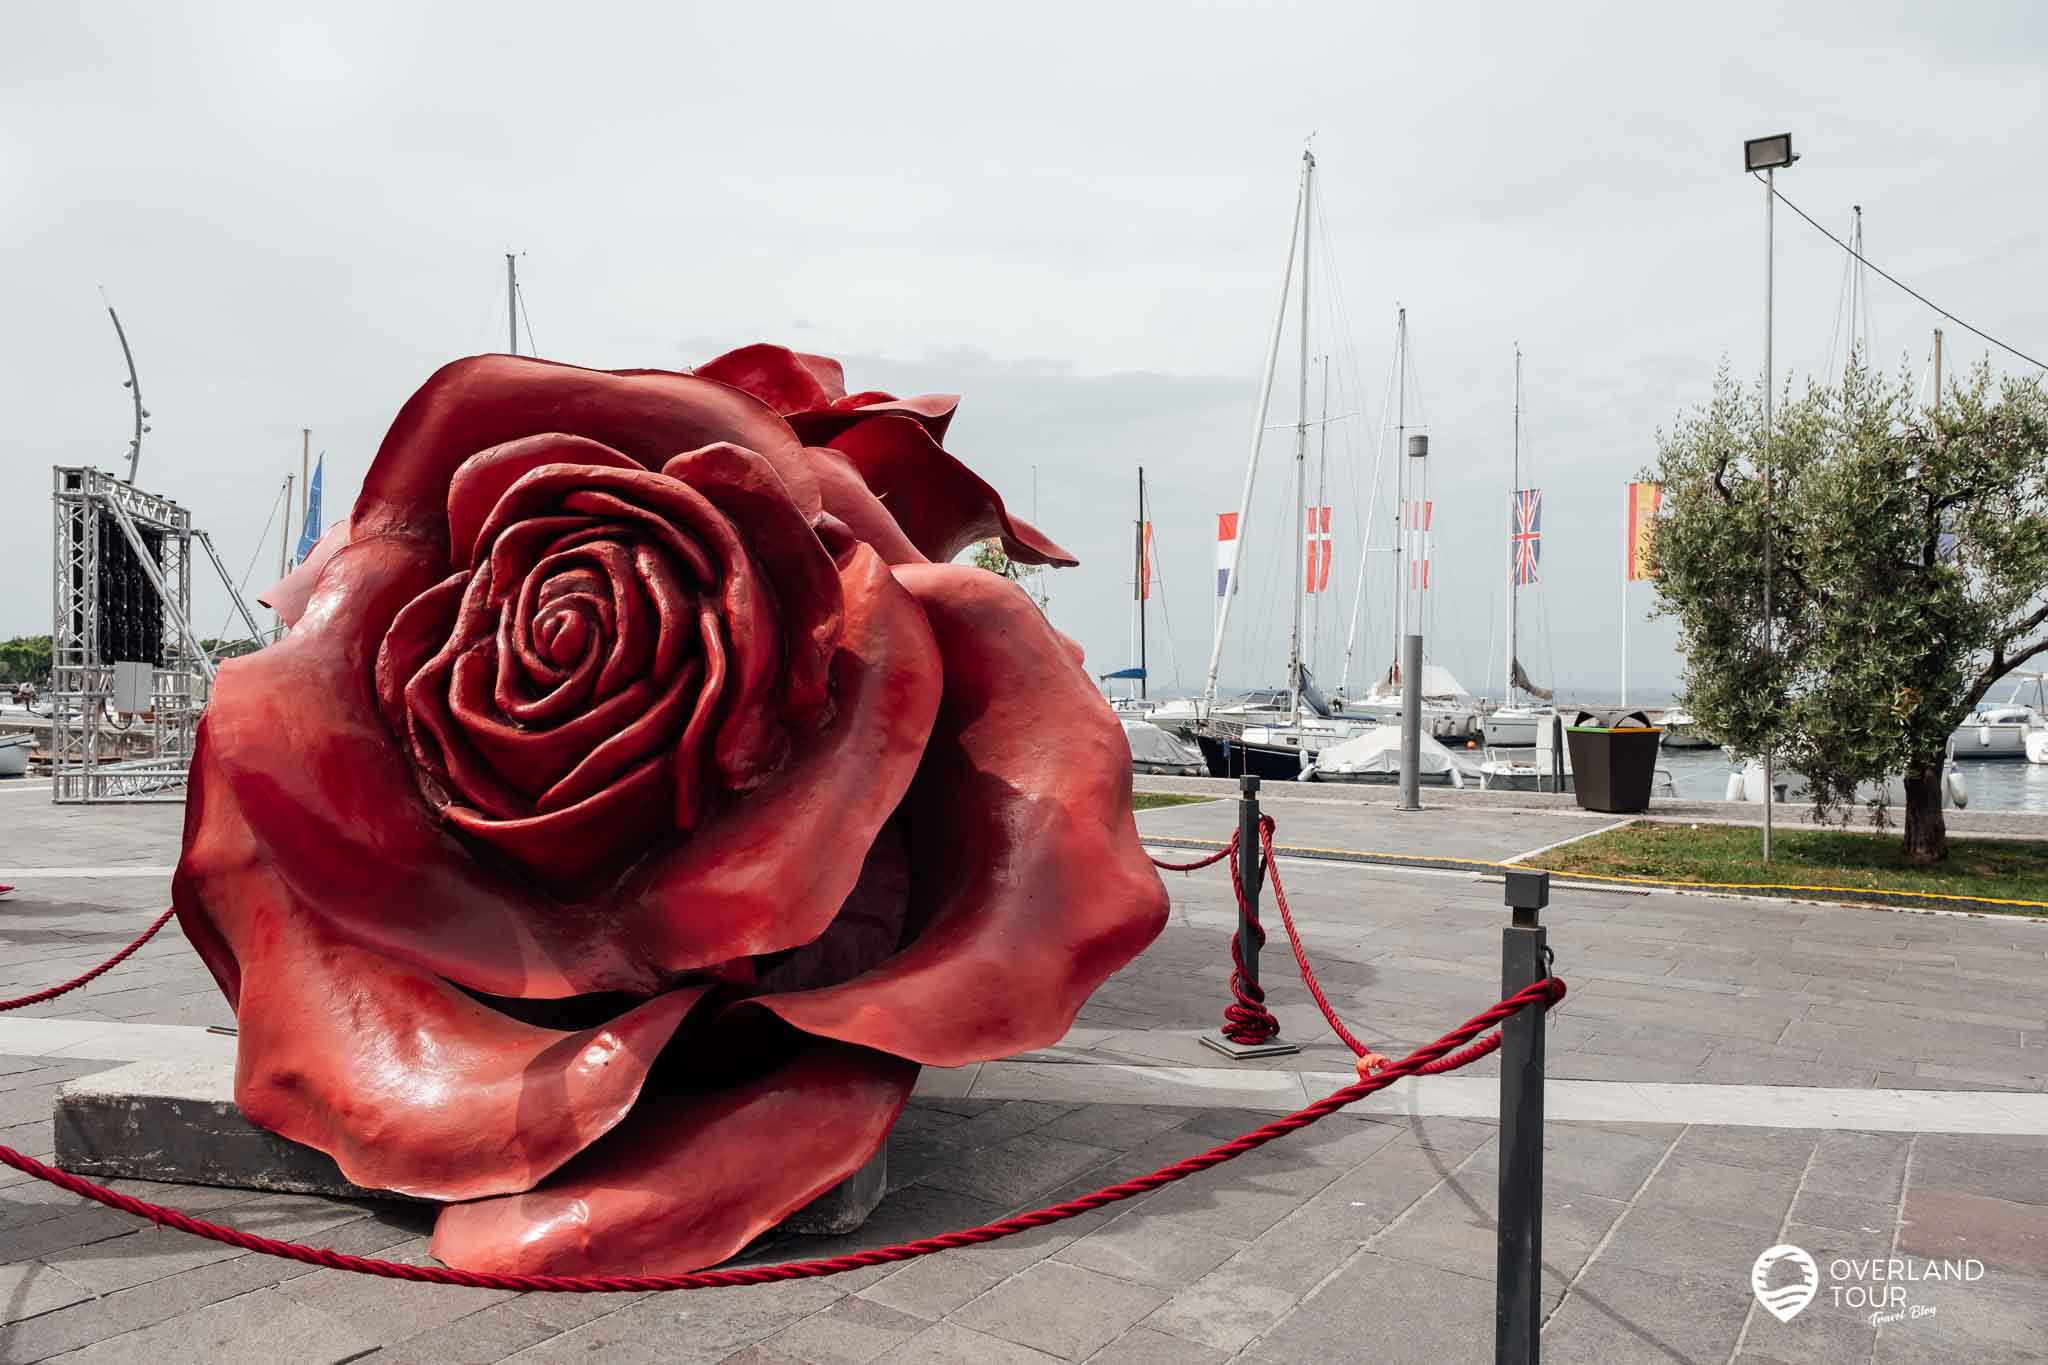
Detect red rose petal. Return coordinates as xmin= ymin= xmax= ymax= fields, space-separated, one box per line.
xmin=796 ymin=351 xmax=848 ymax=402
xmin=453 ymin=667 xmax=669 ymax=800
xmin=444 ymin=751 xmax=674 ymax=884
xmin=202 ymin=536 xmax=666 ymax=998
xmin=808 ymin=447 xmax=926 ymax=565
xmin=447 ymin=435 xmax=647 ymax=566
xmin=825 ymin=414 xmax=1077 ymax=567
xmin=671 ymin=605 xmax=729 ymax=831
xmin=737 ymin=563 xmax=1168 ymax=1066
xmin=661 ymin=442 xmax=844 ymax=728
xmin=789 ymin=392 xmax=959 ymax=446
xmin=619 ymin=543 xmax=939 ymax=973
xmin=429 ymin=1039 xmax=916 ymax=1275
xmin=355 ymin=356 xmax=816 ymax=546
xmin=256 ymin=516 xmax=354 ymax=628
xmin=374 ymin=570 xmax=467 ymax=734
xmin=693 ymin=343 xmax=838 ymax=415
xmin=482 ymin=466 xmax=789 ymax=791
xmin=173 ymin=762 xmax=707 ymax=1201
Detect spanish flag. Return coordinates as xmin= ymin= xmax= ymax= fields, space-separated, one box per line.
xmin=1625 ymin=482 xmax=1662 ymax=582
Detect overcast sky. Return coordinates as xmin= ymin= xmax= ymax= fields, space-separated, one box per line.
xmin=5 ymin=3 xmax=2044 ymax=699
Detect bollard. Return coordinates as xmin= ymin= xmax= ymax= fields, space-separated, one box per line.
xmin=1398 ymin=633 xmax=1424 ymax=810
xmin=1201 ymin=775 xmax=1300 ymax=1059
xmin=1496 ymin=869 xmax=1549 ymax=1365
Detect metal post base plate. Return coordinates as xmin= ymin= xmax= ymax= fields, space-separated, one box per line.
xmin=1199 ymin=1031 xmax=1303 ymax=1060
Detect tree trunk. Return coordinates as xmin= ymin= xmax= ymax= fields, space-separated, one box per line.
xmin=1902 ymin=758 xmax=1949 ymax=867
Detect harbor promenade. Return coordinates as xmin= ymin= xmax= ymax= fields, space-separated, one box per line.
xmin=0 ymin=784 xmax=2043 ymax=1361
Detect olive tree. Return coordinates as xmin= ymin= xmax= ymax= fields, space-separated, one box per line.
xmin=1649 ymin=360 xmax=2048 ymax=864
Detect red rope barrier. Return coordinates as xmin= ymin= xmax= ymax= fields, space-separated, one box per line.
xmin=1219 ymin=832 xmax=1282 ymax=1045
xmin=0 ymin=976 xmax=1563 ymax=1293
xmin=0 ymin=907 xmax=176 ymax=1012
xmin=1148 ymin=838 xmax=1236 ymax=873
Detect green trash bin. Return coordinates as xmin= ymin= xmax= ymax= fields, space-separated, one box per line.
xmin=1564 ymin=710 xmax=1663 ymax=813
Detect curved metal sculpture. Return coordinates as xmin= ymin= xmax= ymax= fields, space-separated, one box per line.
xmin=175 ymin=346 xmax=1168 ymax=1275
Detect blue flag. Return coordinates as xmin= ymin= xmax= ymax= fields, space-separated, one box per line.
xmin=294 ymin=455 xmax=324 ymax=565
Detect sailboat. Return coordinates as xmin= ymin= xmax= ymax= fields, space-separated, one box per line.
xmin=1955 ymin=672 xmax=2048 ymax=760
xmin=1324 ymin=308 xmax=1481 ymax=742
xmin=1480 ymin=346 xmax=1554 ymax=747
xmin=1194 ymin=148 xmax=1379 ymax=780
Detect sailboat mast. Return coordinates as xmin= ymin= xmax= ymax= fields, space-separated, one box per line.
xmin=1507 ymin=345 xmax=1520 ymax=707
xmin=506 ymin=254 xmax=518 ymax=355
xmin=1287 ymin=152 xmax=1315 ymax=717
xmin=1137 ymin=466 xmax=1149 ymax=700
xmin=1309 ymin=354 xmax=1330 ymax=679
xmin=1392 ymin=307 xmax=1407 ymax=672
xmin=1203 ymin=153 xmax=1310 ymax=710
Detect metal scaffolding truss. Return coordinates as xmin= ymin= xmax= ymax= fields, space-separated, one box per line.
xmin=49 ymin=467 xmax=232 ymax=802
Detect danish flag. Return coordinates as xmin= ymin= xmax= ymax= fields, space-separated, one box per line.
xmin=1304 ymin=506 xmax=1333 ymax=594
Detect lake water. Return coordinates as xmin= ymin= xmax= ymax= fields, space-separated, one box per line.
xmin=1654 ymin=746 xmax=2048 ymax=814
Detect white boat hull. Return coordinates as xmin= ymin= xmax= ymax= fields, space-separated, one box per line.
xmin=0 ymin=736 xmax=29 ymax=780
xmin=1727 ymin=759 xmax=1967 ymax=809
xmin=1480 ymin=708 xmax=1553 ymax=748
xmin=2028 ymin=730 xmax=2048 ymax=765
xmin=1480 ymin=713 xmax=1537 ymax=747
xmin=1950 ymin=721 xmax=2033 ymax=760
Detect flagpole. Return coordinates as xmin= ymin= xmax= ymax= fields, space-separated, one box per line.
xmin=1138 ymin=466 xmax=1148 ymax=701
xmin=1507 ymin=346 xmax=1520 ymax=708
xmin=1620 ymin=485 xmax=1630 ymax=708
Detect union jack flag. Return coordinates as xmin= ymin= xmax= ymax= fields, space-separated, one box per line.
xmin=1511 ymin=488 xmax=1542 ymax=587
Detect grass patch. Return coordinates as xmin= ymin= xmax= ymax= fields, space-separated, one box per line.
xmin=1132 ymin=791 xmax=1215 ymax=812
xmin=1536 ymin=822 xmax=2048 ymax=911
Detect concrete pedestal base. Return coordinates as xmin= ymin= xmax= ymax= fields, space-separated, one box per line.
xmin=1198 ymin=1030 xmax=1301 ymax=1059
xmin=54 ymin=1058 xmax=887 ymax=1237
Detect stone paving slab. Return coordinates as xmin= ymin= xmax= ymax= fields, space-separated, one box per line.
xmin=1 ymin=799 xmax=2046 ymax=1357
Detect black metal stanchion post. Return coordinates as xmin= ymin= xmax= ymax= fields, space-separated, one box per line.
xmin=1202 ymin=775 xmax=1299 ymax=1059
xmin=1496 ymin=869 xmax=1549 ymax=1365
xmin=1236 ymin=774 xmax=1261 ymax=978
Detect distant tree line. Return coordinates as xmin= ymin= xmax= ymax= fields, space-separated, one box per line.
xmin=0 ymin=636 xmax=52 ymax=684
xmin=0 ymin=634 xmax=265 ymax=684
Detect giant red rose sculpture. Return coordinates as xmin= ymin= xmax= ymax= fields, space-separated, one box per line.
xmin=175 ymin=345 xmax=1168 ymax=1275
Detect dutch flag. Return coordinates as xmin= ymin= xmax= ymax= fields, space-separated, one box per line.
xmin=1216 ymin=512 xmax=1239 ymax=599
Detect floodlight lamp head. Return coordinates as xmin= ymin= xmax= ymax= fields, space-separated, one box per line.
xmin=1406 ymin=434 xmax=1429 ymax=460
xmin=1743 ymin=133 xmax=1797 ymax=172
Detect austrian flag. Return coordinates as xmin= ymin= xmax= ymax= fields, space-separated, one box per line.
xmin=1404 ymin=498 xmax=1433 ymax=590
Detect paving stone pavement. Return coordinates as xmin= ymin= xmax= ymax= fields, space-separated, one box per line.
xmin=0 ymin=793 xmax=2043 ymax=1360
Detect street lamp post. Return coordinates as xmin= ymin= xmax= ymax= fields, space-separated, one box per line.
xmin=1745 ymin=133 xmax=1797 ymax=863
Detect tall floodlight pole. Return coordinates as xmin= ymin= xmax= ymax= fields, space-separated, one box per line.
xmin=1746 ymin=134 xmax=1798 ymax=863
xmin=102 ymin=296 xmax=147 ymax=485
